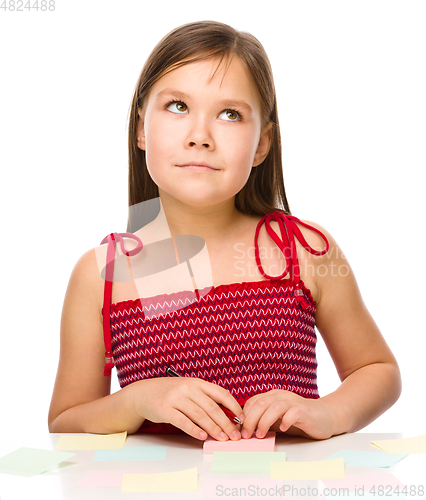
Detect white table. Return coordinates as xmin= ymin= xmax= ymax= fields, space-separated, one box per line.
xmin=0 ymin=432 xmax=425 ymax=499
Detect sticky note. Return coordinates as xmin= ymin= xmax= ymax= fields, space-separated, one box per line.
xmin=94 ymin=446 xmax=167 ymax=461
xmin=122 ymin=467 xmax=198 ymax=492
xmin=203 ymin=432 xmax=275 ymax=454
xmin=55 ymin=431 xmax=127 ymax=450
xmin=76 ymin=470 xmax=159 ymax=488
xmin=371 ymin=434 xmax=426 ymax=454
xmin=322 ymin=473 xmax=404 ymax=491
xmin=0 ymin=447 xmax=75 ymax=477
xmin=271 ymin=457 xmax=345 ymax=480
xmin=211 ymin=451 xmax=286 ymax=474
xmin=326 ymin=450 xmax=407 ymax=468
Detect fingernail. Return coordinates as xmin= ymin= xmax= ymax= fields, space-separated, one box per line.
xmin=232 ymin=430 xmax=240 ymax=440
xmin=239 ymin=414 xmax=245 ymax=423
xmin=200 ymin=431 xmax=207 ymax=439
xmin=256 ymin=429 xmax=263 ymax=438
xmin=241 ymin=429 xmax=249 ymax=439
xmin=220 ymin=432 xmax=228 ymax=440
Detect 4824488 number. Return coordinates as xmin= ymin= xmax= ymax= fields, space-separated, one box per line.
xmin=1 ymin=0 xmax=55 ymax=11
xmin=369 ymin=485 xmax=424 ymax=496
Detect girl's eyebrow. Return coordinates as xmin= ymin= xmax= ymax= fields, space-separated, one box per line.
xmin=155 ymin=88 xmax=254 ymax=114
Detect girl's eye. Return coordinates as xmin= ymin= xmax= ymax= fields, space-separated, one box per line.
xmin=219 ymin=109 xmax=241 ymax=122
xmin=166 ymin=101 xmax=188 ymax=113
xmin=166 ymin=101 xmax=241 ymax=121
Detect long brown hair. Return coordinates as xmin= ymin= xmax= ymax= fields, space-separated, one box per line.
xmin=127 ymin=21 xmax=290 ymax=232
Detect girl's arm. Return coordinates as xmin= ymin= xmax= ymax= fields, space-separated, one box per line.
xmin=48 ymin=249 xmax=243 ymax=440
xmin=241 ymin=223 xmax=401 ymax=439
xmin=310 ymin=225 xmax=401 ymax=434
xmin=48 ymin=248 xmax=144 ymax=434
xmin=312 ymin=224 xmax=402 ymax=434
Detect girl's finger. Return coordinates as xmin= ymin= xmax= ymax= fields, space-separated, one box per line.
xmin=241 ymin=396 xmax=278 ymax=438
xmin=201 ymin=383 xmax=244 ymax=424
xmin=173 ymin=396 xmax=235 ymax=441
xmin=187 ymin=392 xmax=241 ymax=441
xmin=241 ymin=393 xmax=263 ymax=415
xmin=167 ymin=408 xmax=209 ymax=441
xmin=279 ymin=406 xmax=305 ymax=433
xmin=279 ymin=406 xmax=332 ymax=440
xmin=242 ymin=389 xmax=287 ymax=418
xmin=254 ymin=401 xmax=289 ymax=438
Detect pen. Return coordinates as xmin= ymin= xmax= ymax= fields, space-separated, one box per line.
xmin=166 ymin=366 xmax=243 ymax=424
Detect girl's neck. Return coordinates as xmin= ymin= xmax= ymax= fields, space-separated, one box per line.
xmin=158 ymin=191 xmax=249 ymax=245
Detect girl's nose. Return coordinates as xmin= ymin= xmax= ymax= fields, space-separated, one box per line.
xmin=185 ymin=117 xmax=215 ymax=150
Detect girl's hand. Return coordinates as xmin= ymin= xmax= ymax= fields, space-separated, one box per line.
xmin=241 ymin=390 xmax=335 ymax=440
xmin=133 ymin=377 xmax=244 ymax=442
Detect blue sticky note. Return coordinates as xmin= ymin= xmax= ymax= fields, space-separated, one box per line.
xmin=326 ymin=450 xmax=407 ymax=468
xmin=94 ymin=446 xmax=167 ymax=462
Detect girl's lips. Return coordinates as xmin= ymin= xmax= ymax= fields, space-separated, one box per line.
xmin=177 ymin=163 xmax=217 ymax=171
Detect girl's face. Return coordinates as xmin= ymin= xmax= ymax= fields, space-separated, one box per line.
xmin=137 ymin=56 xmax=271 ymax=210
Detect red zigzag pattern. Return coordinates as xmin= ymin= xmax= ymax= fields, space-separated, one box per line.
xmin=109 ymin=278 xmax=319 ymax=404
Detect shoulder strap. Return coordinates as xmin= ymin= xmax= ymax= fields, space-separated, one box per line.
xmin=254 ymin=212 xmax=329 ymax=309
xmin=100 ymin=232 xmax=143 ymax=376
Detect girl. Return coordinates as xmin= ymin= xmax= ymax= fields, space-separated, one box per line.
xmin=48 ymin=21 xmax=401 ymax=442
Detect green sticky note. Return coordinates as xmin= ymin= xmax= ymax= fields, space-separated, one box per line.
xmin=211 ymin=451 xmax=286 ymax=474
xmin=0 ymin=447 xmax=75 ymax=477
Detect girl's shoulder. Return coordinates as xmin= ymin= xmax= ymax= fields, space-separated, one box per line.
xmin=295 ymin=218 xmax=334 ymax=252
xmin=91 ymin=218 xmax=175 ymax=305
xmin=69 ymin=246 xmax=104 ymax=287
xmin=261 ymin=214 xmax=340 ymax=305
xmin=259 ymin=212 xmax=333 ymax=255
xmin=63 ymin=246 xmax=106 ymax=322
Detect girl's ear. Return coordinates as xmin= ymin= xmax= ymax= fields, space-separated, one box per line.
xmin=253 ymin=122 xmax=273 ymax=167
xmin=137 ymin=109 xmax=146 ymax=151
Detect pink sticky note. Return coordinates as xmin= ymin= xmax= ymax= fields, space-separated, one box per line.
xmin=203 ymin=431 xmax=276 ymax=454
xmin=322 ymin=473 xmax=404 ymax=491
xmin=76 ymin=470 xmax=158 ymax=488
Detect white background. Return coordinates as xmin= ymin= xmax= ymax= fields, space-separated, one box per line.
xmin=0 ymin=0 xmax=425 ymax=440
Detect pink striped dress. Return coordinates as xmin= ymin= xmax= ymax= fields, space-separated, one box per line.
xmin=101 ymin=211 xmax=329 ymax=433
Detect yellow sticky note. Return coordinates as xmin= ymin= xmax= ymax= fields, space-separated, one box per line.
xmin=55 ymin=431 xmax=127 ymax=450
xmin=371 ymin=435 xmax=426 ymax=455
xmin=122 ymin=467 xmax=198 ymax=493
xmin=271 ymin=457 xmax=345 ymax=480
